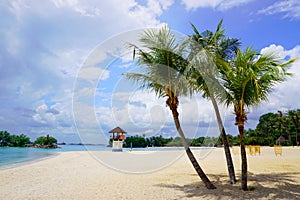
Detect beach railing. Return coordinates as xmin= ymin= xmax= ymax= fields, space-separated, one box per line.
xmin=274 ymin=145 xmax=282 ymax=156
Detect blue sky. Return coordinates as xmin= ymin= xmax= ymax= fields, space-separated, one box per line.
xmin=1 ymin=0 xmax=300 ymax=144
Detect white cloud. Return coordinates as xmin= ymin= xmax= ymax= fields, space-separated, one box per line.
xmin=52 ymin=0 xmax=102 ymax=17
xmin=181 ymin=0 xmax=222 ymax=10
xmin=218 ymin=0 xmax=254 ymax=11
xmin=32 ymin=101 xmax=70 ymax=129
xmin=261 ymin=44 xmax=286 ymax=59
xmin=286 ymin=45 xmax=300 ymax=58
xmin=0 ymin=0 xmax=175 ymax=142
xmin=156 ymin=0 xmax=174 ymax=10
xmin=181 ymin=0 xmax=255 ymax=11
xmin=77 ymin=67 xmax=110 ymax=82
xmin=47 ymin=49 xmax=89 ymax=78
xmin=8 ymin=0 xmax=31 ymax=21
xmin=258 ymin=0 xmax=300 ymax=20
xmin=95 ymin=87 xmax=225 ymax=138
xmin=36 ymin=104 xmax=47 ymax=112
xmin=72 ymin=101 xmax=109 ymax=143
xmin=49 ymin=0 xmax=170 ymax=28
xmin=95 ymin=89 xmax=172 ymax=136
xmin=7 ymin=0 xmax=170 ymax=29
xmin=179 ymin=96 xmax=212 ymax=123
xmin=109 ymin=90 xmax=170 ymax=133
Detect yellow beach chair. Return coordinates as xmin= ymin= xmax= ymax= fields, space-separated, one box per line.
xmin=246 ymin=145 xmax=261 ymax=156
xmin=254 ymin=145 xmax=261 ymax=155
xmin=274 ymin=145 xmax=282 ymax=156
xmin=246 ymin=145 xmax=255 ymax=155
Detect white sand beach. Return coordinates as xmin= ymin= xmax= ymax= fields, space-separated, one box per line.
xmin=1 ymin=147 xmax=300 ymax=200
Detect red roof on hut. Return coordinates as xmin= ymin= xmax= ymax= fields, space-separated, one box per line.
xmin=109 ymin=126 xmax=127 ymax=134
xmin=276 ymin=135 xmax=288 ymax=142
xmin=109 ymin=126 xmax=127 ymax=141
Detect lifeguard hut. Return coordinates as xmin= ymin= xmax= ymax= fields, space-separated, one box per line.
xmin=109 ymin=126 xmax=127 ymax=152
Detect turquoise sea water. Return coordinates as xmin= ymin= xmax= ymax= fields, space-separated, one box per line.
xmin=0 ymin=145 xmax=110 ymax=168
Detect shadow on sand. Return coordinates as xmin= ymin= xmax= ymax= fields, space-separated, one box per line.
xmin=155 ymin=172 xmax=300 ymax=200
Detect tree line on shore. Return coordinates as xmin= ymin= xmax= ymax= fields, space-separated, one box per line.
xmin=118 ymin=108 xmax=300 ymax=148
xmin=123 ymin=108 xmax=300 ymax=148
xmin=0 ymin=131 xmax=58 ymax=148
xmin=123 ymin=135 xmax=219 ymax=148
xmin=245 ymin=109 xmax=300 ymax=146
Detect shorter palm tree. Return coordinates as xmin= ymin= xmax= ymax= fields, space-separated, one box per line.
xmin=219 ymin=47 xmax=295 ymax=190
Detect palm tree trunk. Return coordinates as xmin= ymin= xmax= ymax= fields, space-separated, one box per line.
xmin=210 ymin=96 xmax=236 ymax=184
xmin=238 ymin=124 xmax=248 ymax=191
xmin=170 ymin=108 xmax=216 ymax=189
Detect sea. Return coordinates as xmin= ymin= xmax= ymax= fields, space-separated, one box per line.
xmin=0 ymin=145 xmax=191 ymax=168
xmin=0 ymin=145 xmax=110 ymax=168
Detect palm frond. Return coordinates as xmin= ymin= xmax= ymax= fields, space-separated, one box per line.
xmin=124 ymin=26 xmax=193 ymax=100
xmin=220 ymin=47 xmax=296 ymax=112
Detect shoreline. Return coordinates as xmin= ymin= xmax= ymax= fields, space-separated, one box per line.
xmin=0 ymin=145 xmax=296 ymax=170
xmin=0 ymin=146 xmax=215 ymax=169
xmin=1 ymin=147 xmax=299 ymax=199
xmin=0 ymin=151 xmax=60 ymax=170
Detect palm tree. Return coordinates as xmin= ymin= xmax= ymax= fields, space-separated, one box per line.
xmin=219 ymin=47 xmax=295 ymax=190
xmin=125 ymin=26 xmax=216 ymax=189
xmin=186 ymin=20 xmax=239 ymax=184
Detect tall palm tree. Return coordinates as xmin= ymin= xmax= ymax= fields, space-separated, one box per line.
xmin=219 ymin=47 xmax=295 ymax=190
xmin=125 ymin=26 xmax=216 ymax=189
xmin=186 ymin=20 xmax=239 ymax=184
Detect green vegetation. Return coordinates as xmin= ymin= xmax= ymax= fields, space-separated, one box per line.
xmin=0 ymin=131 xmax=31 ymax=147
xmin=33 ymin=134 xmax=58 ymax=147
xmin=0 ymin=131 xmax=58 ymax=148
xmin=243 ymin=109 xmax=300 ymax=146
xmin=124 ymin=135 xmax=221 ymax=148
xmin=123 ymin=108 xmax=300 ymax=148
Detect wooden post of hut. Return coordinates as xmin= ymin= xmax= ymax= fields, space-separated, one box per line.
xmin=109 ymin=126 xmax=127 ymax=152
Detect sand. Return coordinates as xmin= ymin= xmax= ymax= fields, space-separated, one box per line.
xmin=0 ymin=147 xmax=300 ymax=200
